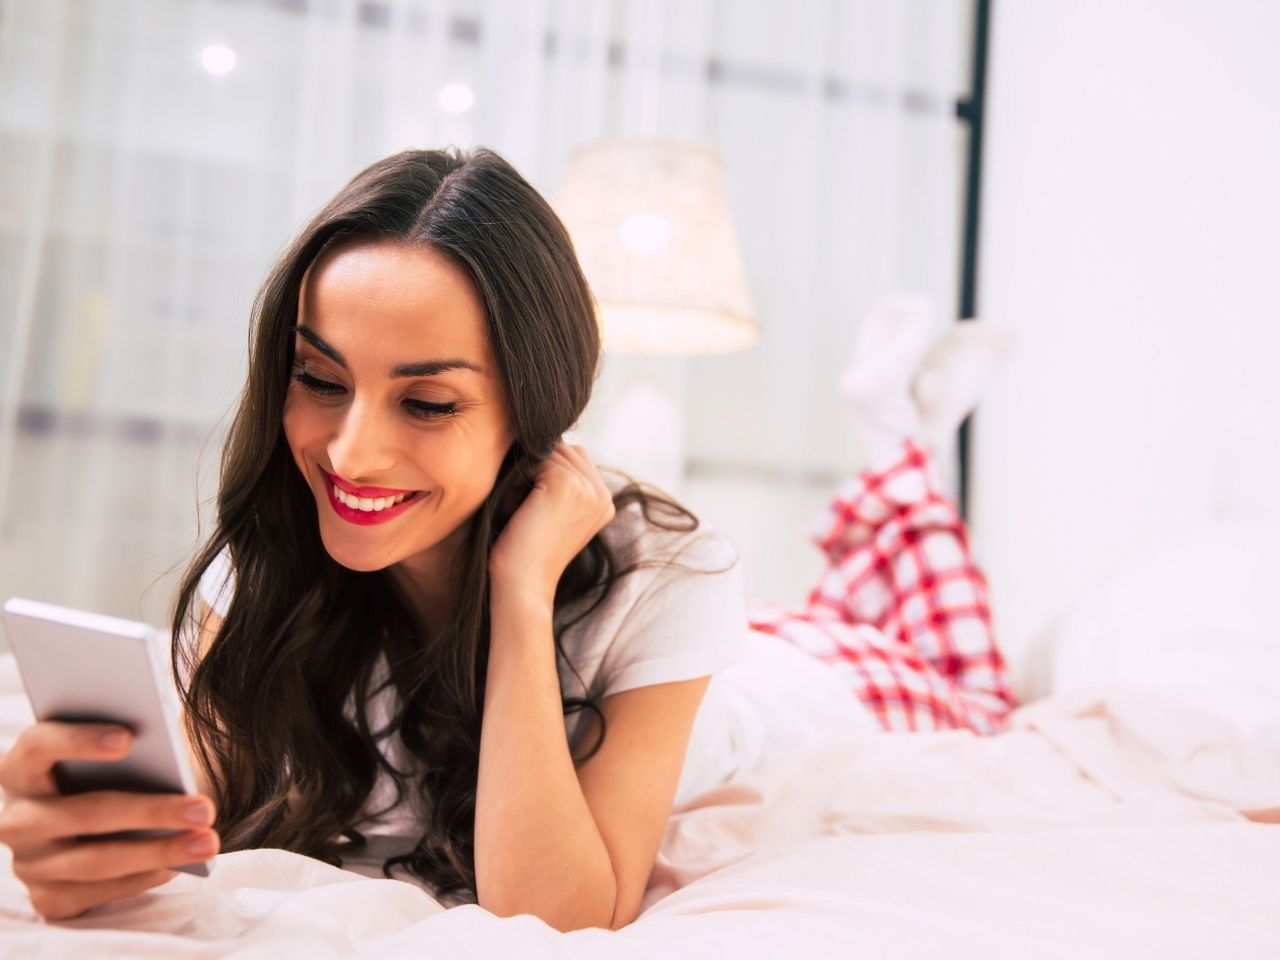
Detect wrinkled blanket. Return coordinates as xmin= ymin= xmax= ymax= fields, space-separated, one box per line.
xmin=1 ymin=659 xmax=1278 ymax=958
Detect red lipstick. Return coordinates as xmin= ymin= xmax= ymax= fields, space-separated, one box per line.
xmin=323 ymin=473 xmax=425 ymax=526
xmin=325 ymin=471 xmax=417 ymax=498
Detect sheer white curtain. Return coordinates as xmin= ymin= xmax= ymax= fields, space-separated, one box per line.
xmin=0 ymin=0 xmax=970 ymax=625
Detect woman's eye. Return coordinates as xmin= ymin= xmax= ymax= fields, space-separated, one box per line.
xmin=292 ymin=364 xmax=456 ymax=420
xmin=404 ymin=399 xmax=458 ymax=421
xmin=292 ymin=370 xmax=345 ymax=396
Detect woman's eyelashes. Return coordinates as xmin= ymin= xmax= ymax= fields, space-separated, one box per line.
xmin=290 ymin=364 xmax=459 ymax=420
xmin=403 ymin=398 xmax=459 ymax=420
xmin=292 ymin=368 xmax=343 ymax=395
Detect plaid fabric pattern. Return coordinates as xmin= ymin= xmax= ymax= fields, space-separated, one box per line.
xmin=746 ymin=439 xmax=1020 ymax=735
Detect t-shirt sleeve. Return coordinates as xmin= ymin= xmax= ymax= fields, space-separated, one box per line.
xmin=173 ymin=546 xmax=234 ymax=690
xmin=595 ymin=527 xmax=754 ymax=698
xmin=197 ymin=545 xmax=235 ymax=620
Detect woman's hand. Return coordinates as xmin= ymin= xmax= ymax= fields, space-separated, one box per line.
xmin=489 ymin=439 xmax=616 ymax=605
xmin=0 ymin=721 xmax=220 ymax=920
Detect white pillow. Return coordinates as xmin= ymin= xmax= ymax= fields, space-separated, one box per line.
xmin=1049 ymin=521 xmax=1280 ymax=752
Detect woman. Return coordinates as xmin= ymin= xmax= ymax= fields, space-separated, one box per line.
xmin=0 ymin=147 xmax=1018 ymax=931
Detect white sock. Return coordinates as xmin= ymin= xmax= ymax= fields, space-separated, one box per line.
xmin=839 ymin=293 xmax=936 ymax=462
xmin=911 ymin=322 xmax=1018 ymax=462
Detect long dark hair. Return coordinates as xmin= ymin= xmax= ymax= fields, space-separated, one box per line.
xmin=170 ymin=147 xmax=714 ymax=904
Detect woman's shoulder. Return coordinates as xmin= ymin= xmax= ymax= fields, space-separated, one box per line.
xmin=597 ymin=469 xmax=738 ymax=575
xmin=553 ymin=469 xmax=751 ymax=705
xmin=196 ymin=543 xmax=236 ymax=619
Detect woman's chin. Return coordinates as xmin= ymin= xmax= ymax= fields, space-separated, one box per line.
xmin=331 ymin=555 xmax=390 ymax=573
xmin=318 ymin=531 xmax=397 ymax=573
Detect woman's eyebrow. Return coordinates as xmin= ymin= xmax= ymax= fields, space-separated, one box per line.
xmin=291 ymin=324 xmax=484 ymax=377
xmin=292 ymin=325 xmax=345 ymax=365
xmin=391 ymin=358 xmax=484 ymax=378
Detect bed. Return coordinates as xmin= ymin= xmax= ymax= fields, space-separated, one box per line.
xmin=2 ymin=521 xmax=1278 ymax=958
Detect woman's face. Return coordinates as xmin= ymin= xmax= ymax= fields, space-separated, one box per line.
xmin=283 ymin=239 xmax=515 ymax=579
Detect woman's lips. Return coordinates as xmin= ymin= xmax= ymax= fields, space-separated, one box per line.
xmin=324 ymin=474 xmax=425 ymax=526
xmin=324 ymin=471 xmax=417 ymax=498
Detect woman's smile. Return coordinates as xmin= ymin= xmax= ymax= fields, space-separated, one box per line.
xmin=323 ymin=470 xmax=427 ymax=526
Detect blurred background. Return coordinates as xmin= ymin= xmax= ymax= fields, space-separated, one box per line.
xmin=0 ymin=0 xmax=1276 ymax=704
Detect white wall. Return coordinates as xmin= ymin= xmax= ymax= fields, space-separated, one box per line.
xmin=973 ymin=0 xmax=1280 ymax=697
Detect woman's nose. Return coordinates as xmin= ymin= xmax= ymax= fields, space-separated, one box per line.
xmin=327 ymin=400 xmax=397 ymax=482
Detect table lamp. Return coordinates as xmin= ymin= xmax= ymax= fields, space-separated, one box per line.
xmin=554 ymin=138 xmax=759 ymax=492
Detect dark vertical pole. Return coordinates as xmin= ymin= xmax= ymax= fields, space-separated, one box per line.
xmin=956 ymin=0 xmax=991 ymax=520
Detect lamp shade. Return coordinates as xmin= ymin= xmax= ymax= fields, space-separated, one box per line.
xmin=554 ymin=138 xmax=759 ymax=355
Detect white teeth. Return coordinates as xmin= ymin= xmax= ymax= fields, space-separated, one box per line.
xmin=332 ymin=484 xmax=413 ymax=512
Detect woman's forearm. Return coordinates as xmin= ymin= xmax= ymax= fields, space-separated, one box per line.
xmin=473 ymin=588 xmax=617 ymax=931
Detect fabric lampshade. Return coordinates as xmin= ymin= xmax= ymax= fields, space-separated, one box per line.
xmin=554 ymin=138 xmax=759 ymax=355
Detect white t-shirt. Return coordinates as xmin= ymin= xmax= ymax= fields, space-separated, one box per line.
xmin=192 ymin=475 xmax=763 ymax=862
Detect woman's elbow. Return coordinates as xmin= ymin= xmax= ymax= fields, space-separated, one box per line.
xmin=479 ymin=886 xmax=617 ymax=934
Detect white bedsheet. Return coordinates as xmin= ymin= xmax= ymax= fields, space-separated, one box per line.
xmin=2 ymin=649 xmax=1278 ymax=958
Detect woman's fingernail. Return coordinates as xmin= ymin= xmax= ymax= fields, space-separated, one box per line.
xmin=183 ymin=799 xmax=212 ymax=824
xmin=187 ymin=833 xmax=218 ymax=858
xmin=100 ymin=731 xmax=128 ymax=751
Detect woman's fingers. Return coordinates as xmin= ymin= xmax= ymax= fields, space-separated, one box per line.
xmin=0 ymin=730 xmax=219 ymax=920
xmin=16 ymin=828 xmax=219 ymax=885
xmin=0 ymin=791 xmax=215 ymax=850
xmin=27 ymin=868 xmax=177 ymax=921
xmin=552 ymin=442 xmax=614 ymax=518
xmin=0 ymin=722 xmax=132 ymax=798
xmin=557 ymin=440 xmax=592 ymax=470
xmin=546 ymin=440 xmax=603 ymax=488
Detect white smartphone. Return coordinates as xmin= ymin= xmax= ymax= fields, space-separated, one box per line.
xmin=1 ymin=597 xmax=214 ymax=878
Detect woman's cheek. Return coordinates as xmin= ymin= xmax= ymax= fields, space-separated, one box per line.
xmin=282 ymin=393 xmax=323 ymax=445
xmin=281 ymin=390 xmax=303 ymax=436
xmin=283 ymin=410 xmax=333 ymax=486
